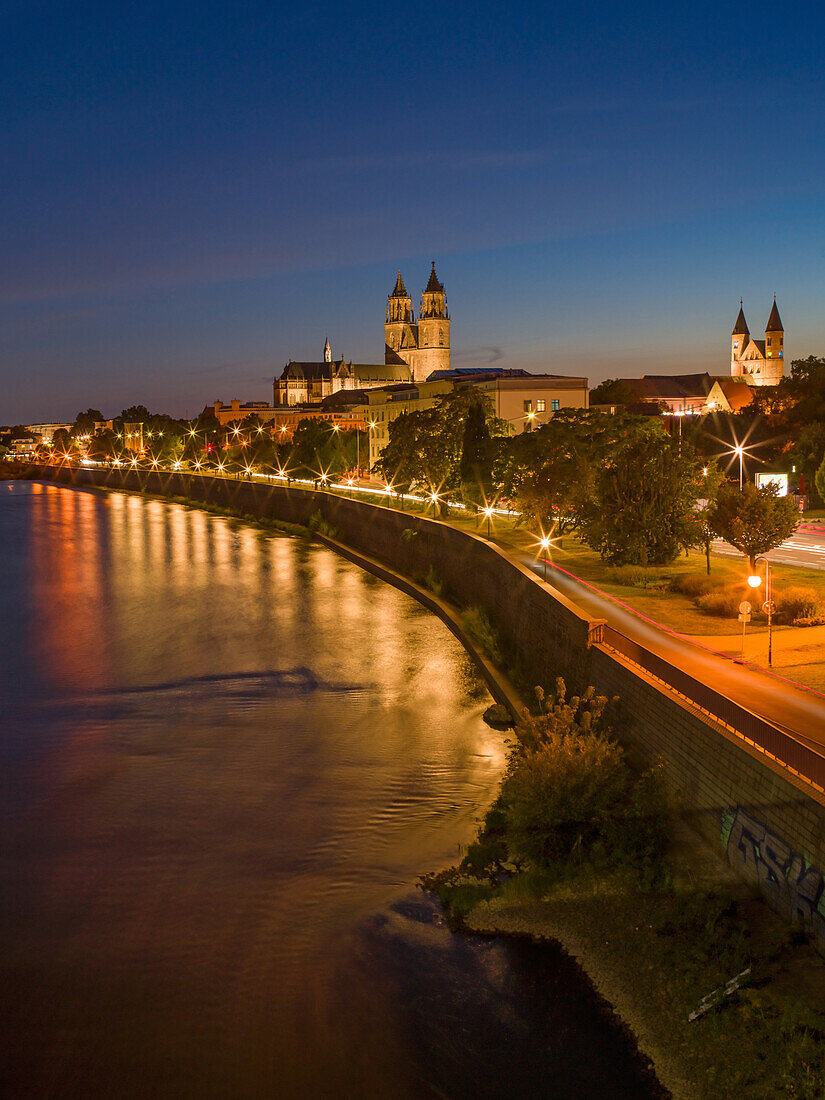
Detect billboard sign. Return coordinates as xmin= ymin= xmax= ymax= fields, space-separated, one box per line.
xmin=755 ymin=472 xmax=789 ymax=497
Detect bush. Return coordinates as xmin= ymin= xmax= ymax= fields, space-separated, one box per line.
xmin=503 ymin=730 xmax=630 ymax=866
xmin=500 ymin=682 xmax=668 ymax=875
xmin=695 ymin=586 xmax=745 ymax=617
xmin=307 ymin=510 xmax=338 ymax=539
xmin=462 ymin=606 xmax=502 ymax=663
xmin=605 ymin=565 xmax=668 ymax=589
xmin=670 ymin=574 xmax=717 ymax=599
xmin=774 ymin=586 xmax=825 ymax=625
xmin=422 ymin=565 xmax=443 ymax=597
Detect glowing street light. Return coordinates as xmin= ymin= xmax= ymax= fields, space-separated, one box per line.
xmin=748 ymin=557 xmax=774 ymax=666
xmin=734 ymin=445 xmax=744 ymax=490
xmin=539 ymin=535 xmax=551 ymax=581
xmin=482 ymin=505 xmax=494 ymax=539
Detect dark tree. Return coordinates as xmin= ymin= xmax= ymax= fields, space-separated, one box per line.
xmin=459 ymin=398 xmax=493 ymax=507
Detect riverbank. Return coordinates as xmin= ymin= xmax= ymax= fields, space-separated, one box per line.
xmin=428 ymin=799 xmax=825 ymax=1099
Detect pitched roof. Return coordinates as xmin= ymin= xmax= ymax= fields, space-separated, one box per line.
xmin=390 ymin=271 xmax=408 ymax=298
xmin=732 ymin=303 xmax=749 ymax=336
xmin=633 ymin=373 xmax=715 ymax=398
xmin=710 ymin=379 xmax=755 ymax=412
xmin=424 ymin=262 xmax=444 ymax=293
xmin=282 ymin=361 xmax=334 ymax=380
xmin=766 ymin=298 xmax=783 ymax=332
xmin=350 ymin=364 xmax=412 ymax=382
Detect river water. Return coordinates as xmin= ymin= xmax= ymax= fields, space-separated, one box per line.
xmin=0 ymin=482 xmax=662 ymax=1098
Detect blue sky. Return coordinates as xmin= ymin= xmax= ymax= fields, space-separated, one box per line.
xmin=2 ymin=0 xmax=825 ymax=422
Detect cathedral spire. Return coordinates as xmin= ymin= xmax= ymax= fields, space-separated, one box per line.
xmin=425 ymin=261 xmax=444 ymax=294
xmin=732 ymin=300 xmax=749 ymax=336
xmin=323 ymin=336 xmax=332 ymax=363
xmin=390 ymin=270 xmax=408 ymax=298
xmin=766 ymin=297 xmax=783 ymax=333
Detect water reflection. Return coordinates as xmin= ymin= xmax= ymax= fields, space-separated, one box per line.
xmin=0 ymin=483 xmax=660 ymax=1098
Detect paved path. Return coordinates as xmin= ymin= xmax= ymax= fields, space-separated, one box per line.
xmin=518 ymin=552 xmax=825 ymax=751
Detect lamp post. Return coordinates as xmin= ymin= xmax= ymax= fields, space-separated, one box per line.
xmin=735 ymin=445 xmax=744 ymax=490
xmin=482 ymin=506 xmax=494 ymax=539
xmin=748 ymin=557 xmax=774 ymax=667
xmin=539 ymin=536 xmax=551 ymax=581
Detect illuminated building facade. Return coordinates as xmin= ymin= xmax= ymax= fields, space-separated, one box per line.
xmin=731 ymin=299 xmax=784 ymax=386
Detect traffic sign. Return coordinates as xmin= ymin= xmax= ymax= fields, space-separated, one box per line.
xmin=763 ymin=600 xmax=776 ymax=616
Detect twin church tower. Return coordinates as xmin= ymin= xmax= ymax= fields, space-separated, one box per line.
xmin=731 ymin=298 xmax=784 ymax=386
xmin=384 ymin=263 xmax=450 ymax=383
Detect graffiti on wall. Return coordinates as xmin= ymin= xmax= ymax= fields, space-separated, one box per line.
xmin=723 ymin=807 xmax=825 ymax=945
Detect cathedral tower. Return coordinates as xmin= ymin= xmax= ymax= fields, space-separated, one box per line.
xmin=414 ymin=263 xmax=450 ymax=381
xmin=385 ymin=272 xmax=418 ymax=366
xmin=764 ymin=298 xmax=784 ymax=385
xmin=731 ymin=301 xmax=749 ymax=378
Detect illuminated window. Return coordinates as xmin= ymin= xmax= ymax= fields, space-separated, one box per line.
xmin=551 ymin=399 xmax=560 ymax=411
xmin=536 ymin=399 xmax=546 ymax=412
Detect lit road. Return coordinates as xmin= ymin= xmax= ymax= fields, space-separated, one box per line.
xmin=713 ymin=524 xmax=825 ymax=571
xmin=521 ymin=553 xmax=825 ymax=752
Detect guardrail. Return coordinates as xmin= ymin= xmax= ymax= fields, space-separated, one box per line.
xmin=602 ymin=625 xmax=825 ymax=790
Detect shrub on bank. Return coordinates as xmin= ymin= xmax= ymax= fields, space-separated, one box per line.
xmin=462 ymin=606 xmax=501 ymax=664
xmin=500 ymin=682 xmax=668 ymax=878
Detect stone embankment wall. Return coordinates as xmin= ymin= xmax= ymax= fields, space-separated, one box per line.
xmin=26 ymin=465 xmax=825 ymax=939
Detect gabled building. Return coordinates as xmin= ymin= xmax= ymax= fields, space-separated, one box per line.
xmin=731 ymin=299 xmax=784 ymax=386
xmin=593 ymin=373 xmax=754 ymax=415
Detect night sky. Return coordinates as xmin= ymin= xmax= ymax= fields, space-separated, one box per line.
xmin=3 ymin=0 xmax=825 ymax=423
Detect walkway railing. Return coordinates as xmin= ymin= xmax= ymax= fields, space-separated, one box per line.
xmin=602 ymin=625 xmax=825 ymax=791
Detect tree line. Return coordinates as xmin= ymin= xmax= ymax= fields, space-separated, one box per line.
xmin=377 ymin=388 xmax=798 ymax=569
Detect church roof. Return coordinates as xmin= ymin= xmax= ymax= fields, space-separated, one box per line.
xmin=635 ymin=373 xmax=715 ymax=398
xmin=351 ymin=364 xmax=412 ymax=382
xmin=390 ymin=271 xmax=408 ymax=298
xmin=710 ymin=378 xmax=755 ymax=412
xmin=282 ymin=361 xmax=334 ymax=380
xmin=766 ymin=298 xmax=783 ymax=332
xmin=424 ymin=262 xmax=444 ymax=293
xmin=732 ymin=303 xmax=749 ymax=336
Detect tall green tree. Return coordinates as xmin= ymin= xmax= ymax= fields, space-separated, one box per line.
xmin=578 ymin=428 xmax=703 ymax=565
xmin=694 ymin=462 xmax=725 ymax=575
xmin=708 ymin=482 xmax=798 ymax=570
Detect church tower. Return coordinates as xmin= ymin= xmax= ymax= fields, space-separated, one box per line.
xmin=385 ymin=272 xmax=418 ymax=367
xmin=731 ymin=301 xmax=749 ymax=378
xmin=764 ymin=298 xmax=784 ymax=385
xmin=323 ymin=336 xmax=332 ymax=363
xmin=415 ymin=263 xmax=450 ymax=381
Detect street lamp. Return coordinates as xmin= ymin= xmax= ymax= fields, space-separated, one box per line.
xmin=482 ymin=505 xmax=494 ymax=539
xmin=748 ymin=557 xmax=774 ymax=666
xmin=539 ymin=536 xmax=551 ymax=580
xmin=735 ymin=445 xmax=744 ymax=490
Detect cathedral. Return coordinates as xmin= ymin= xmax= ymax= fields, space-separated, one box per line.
xmin=273 ymin=264 xmax=450 ymax=405
xmin=384 ymin=263 xmax=451 ymax=383
xmin=731 ymin=299 xmax=784 ymax=386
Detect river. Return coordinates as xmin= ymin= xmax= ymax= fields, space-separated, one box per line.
xmin=0 ymin=481 xmax=663 ymax=1098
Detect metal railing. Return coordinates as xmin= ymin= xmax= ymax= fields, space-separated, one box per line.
xmin=602 ymin=625 xmax=825 ymax=790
